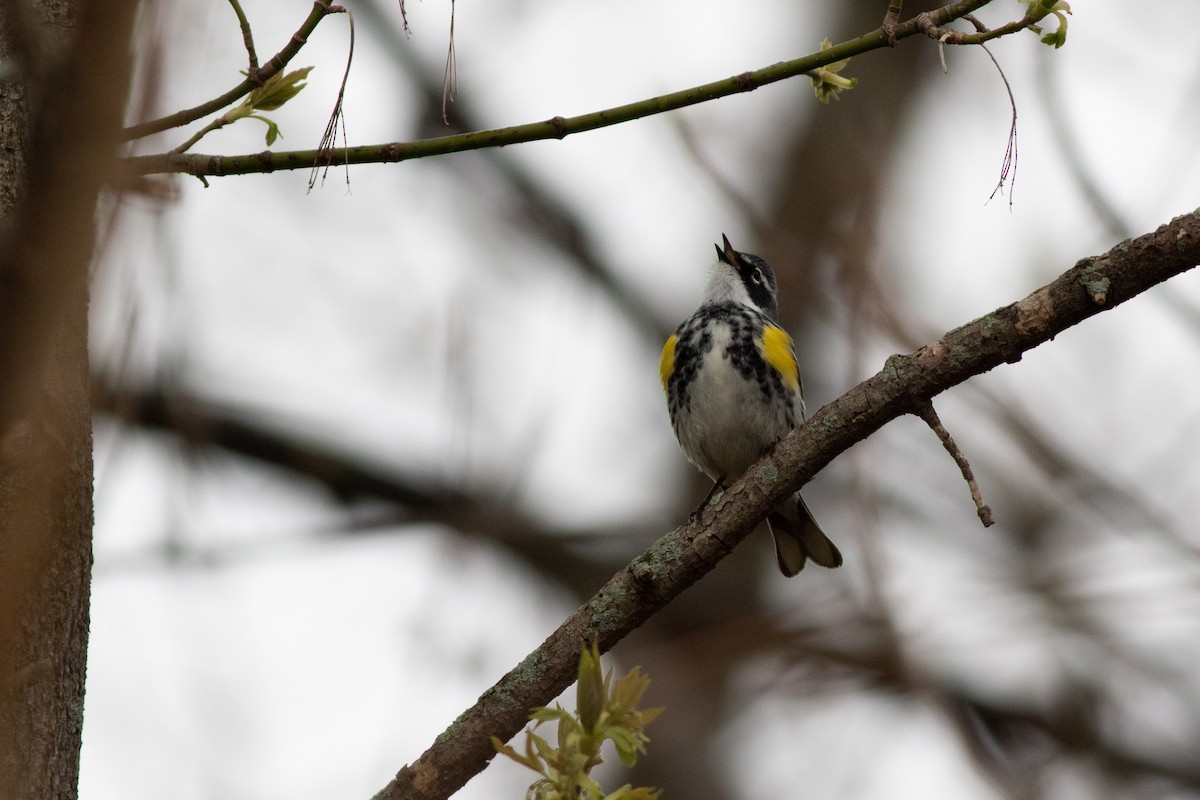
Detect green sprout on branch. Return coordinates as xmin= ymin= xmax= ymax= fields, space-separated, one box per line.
xmin=1021 ymin=0 xmax=1072 ymax=48
xmin=492 ymin=641 xmax=663 ymax=800
xmin=172 ymin=66 xmax=313 ymax=154
xmin=809 ymin=38 xmax=857 ymax=103
xmin=226 ymin=66 xmax=314 ymax=145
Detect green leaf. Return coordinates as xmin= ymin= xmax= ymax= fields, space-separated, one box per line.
xmin=577 ymin=773 xmax=606 ymax=799
xmin=529 ymin=732 xmax=556 ymax=763
xmin=530 ymin=705 xmax=570 ymax=724
xmin=243 ymin=66 xmax=313 ymax=111
xmin=1020 ymin=0 xmax=1071 ymax=46
xmin=213 ymin=66 xmax=313 ymax=146
xmin=263 ymin=118 xmax=282 ymax=145
xmin=1041 ymin=7 xmax=1071 ymax=48
xmin=502 ymin=643 xmax=663 ymax=799
xmin=240 ymin=114 xmax=283 ymax=146
xmin=557 ymin=714 xmax=580 ymax=752
xmin=636 ymin=706 xmax=665 ymax=726
xmin=610 ymin=667 xmax=650 ymax=714
xmin=492 ymin=736 xmax=542 ymax=771
xmin=608 ymin=727 xmax=647 ymax=768
xmin=809 ymin=37 xmax=857 ymax=103
xmin=221 ymin=104 xmax=252 ymax=124
xmin=576 ymin=641 xmax=605 ymax=734
xmin=1040 ymin=28 xmax=1065 ymax=47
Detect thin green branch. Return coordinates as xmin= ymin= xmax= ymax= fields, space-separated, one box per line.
xmin=171 ymin=118 xmax=225 ymax=155
xmin=122 ymin=0 xmax=341 ymax=141
xmin=123 ymin=0 xmax=997 ymax=178
xmin=227 ymin=0 xmax=259 ymax=71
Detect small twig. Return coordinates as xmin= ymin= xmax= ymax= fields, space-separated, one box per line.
xmin=171 ymin=118 xmax=226 ymax=155
xmin=916 ymin=10 xmax=1039 ymax=45
xmin=914 ymin=402 xmax=994 ymax=527
xmin=959 ymin=15 xmax=1019 ymax=206
xmin=962 ymin=11 xmax=987 ymax=31
xmin=882 ymin=0 xmax=904 ymax=46
xmin=981 ymin=41 xmax=1017 ymax=206
xmin=227 ymin=0 xmax=260 ymax=73
xmin=309 ymin=8 xmax=356 ymax=191
xmin=441 ymin=0 xmax=458 ymax=124
xmin=398 ymin=0 xmax=413 ymax=36
xmin=923 ymin=12 xmax=1018 ymax=205
xmin=936 ymin=33 xmax=950 ymax=73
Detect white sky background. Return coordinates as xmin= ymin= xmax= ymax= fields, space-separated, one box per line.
xmin=83 ymin=1 xmax=1200 ymax=798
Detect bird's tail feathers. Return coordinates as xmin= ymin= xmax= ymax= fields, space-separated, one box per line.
xmin=766 ymin=493 xmax=843 ymax=576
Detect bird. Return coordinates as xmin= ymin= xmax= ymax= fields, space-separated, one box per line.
xmin=660 ymin=235 xmax=842 ymax=576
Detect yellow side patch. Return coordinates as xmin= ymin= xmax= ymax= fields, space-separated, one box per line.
xmin=759 ymin=325 xmax=799 ymax=391
xmin=659 ymin=334 xmax=678 ymax=391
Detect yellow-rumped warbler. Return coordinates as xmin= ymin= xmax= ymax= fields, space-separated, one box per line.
xmin=660 ymin=235 xmax=842 ymax=576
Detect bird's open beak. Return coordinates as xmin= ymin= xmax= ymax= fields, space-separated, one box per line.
xmin=715 ymin=234 xmax=737 ymax=264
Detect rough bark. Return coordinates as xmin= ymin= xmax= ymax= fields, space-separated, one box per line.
xmin=0 ymin=1 xmax=137 ymax=797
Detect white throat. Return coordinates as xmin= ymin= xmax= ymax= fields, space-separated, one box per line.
xmin=700 ymin=261 xmax=752 ymax=307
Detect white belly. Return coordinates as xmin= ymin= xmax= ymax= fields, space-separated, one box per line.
xmin=673 ymin=324 xmax=797 ymax=482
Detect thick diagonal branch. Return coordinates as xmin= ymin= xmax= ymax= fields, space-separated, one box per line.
xmin=378 ymin=210 xmax=1200 ymax=800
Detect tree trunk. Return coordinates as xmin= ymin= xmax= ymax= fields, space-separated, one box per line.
xmin=0 ymin=1 xmax=136 ymax=797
